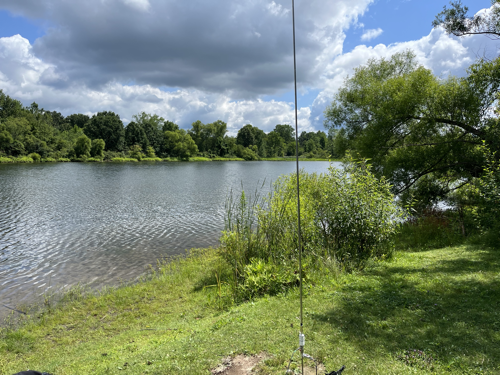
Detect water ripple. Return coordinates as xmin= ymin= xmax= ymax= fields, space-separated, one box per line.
xmin=0 ymin=161 xmax=333 ymax=320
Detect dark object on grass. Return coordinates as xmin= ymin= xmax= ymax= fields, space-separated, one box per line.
xmin=2 ymin=304 xmax=27 ymax=315
xmin=13 ymin=371 xmax=53 ymax=375
xmin=326 ymin=365 xmax=345 ymax=375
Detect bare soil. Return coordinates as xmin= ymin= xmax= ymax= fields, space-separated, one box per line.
xmin=211 ymin=352 xmax=324 ymax=375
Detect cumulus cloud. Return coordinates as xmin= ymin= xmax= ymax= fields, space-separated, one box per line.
xmin=0 ymin=35 xmax=313 ymax=134
xmin=0 ymin=0 xmax=373 ymax=98
xmin=360 ymin=27 xmax=383 ymax=41
xmin=0 ymin=1 xmax=497 ymax=134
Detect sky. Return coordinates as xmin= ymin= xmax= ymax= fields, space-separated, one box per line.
xmin=0 ymin=0 xmax=496 ymax=135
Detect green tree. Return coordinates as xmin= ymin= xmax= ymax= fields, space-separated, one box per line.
xmin=324 ymin=51 xmax=500 ymax=207
xmin=145 ymin=146 xmax=156 ymax=158
xmin=0 ymin=129 xmax=13 ymax=153
xmin=129 ymin=144 xmax=144 ymax=160
xmin=162 ymin=120 xmax=179 ymax=132
xmin=266 ymin=131 xmax=285 ymax=157
xmin=273 ymin=124 xmax=295 ymax=143
xmin=433 ymin=0 xmax=500 ymax=38
xmin=66 ymin=114 xmax=90 ymax=129
xmin=164 ymin=129 xmax=198 ymax=160
xmin=188 ymin=120 xmax=204 ymax=151
xmin=132 ymin=112 xmax=164 ymax=154
xmin=91 ymin=139 xmax=105 ymax=158
xmin=84 ymin=111 xmax=125 ymax=151
xmin=74 ymin=135 xmax=91 ymax=158
xmin=0 ymin=90 xmax=25 ymax=119
xmin=236 ymin=124 xmax=256 ymax=147
xmin=125 ymin=121 xmax=149 ymax=150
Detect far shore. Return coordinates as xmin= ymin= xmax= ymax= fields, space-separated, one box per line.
xmin=0 ymin=156 xmax=339 ymax=164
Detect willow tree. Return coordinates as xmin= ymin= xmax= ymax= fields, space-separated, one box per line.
xmin=324 ymin=51 xmax=500 ymax=208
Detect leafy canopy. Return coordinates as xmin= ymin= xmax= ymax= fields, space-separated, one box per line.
xmin=433 ymin=0 xmax=500 ymax=38
xmin=324 ymin=51 xmax=500 ymax=207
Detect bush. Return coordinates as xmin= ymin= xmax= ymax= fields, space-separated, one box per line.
xmin=220 ymin=157 xmax=404 ymax=300
xmin=15 ymin=156 xmax=34 ymax=163
xmin=41 ymin=157 xmax=57 ymax=162
xmin=0 ymin=156 xmax=13 ymax=163
xmin=74 ymin=135 xmax=91 ymax=158
xmin=28 ymin=153 xmax=41 ymax=162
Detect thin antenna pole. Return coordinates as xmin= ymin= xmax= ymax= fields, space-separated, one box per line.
xmin=291 ymin=0 xmax=304 ymax=373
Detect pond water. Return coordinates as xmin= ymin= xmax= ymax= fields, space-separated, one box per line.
xmin=0 ymin=161 xmax=335 ymax=318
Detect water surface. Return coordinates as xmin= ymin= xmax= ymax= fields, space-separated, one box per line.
xmin=0 ymin=161 xmax=334 ymax=318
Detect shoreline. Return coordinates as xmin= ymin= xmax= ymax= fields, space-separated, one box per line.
xmin=0 ymin=157 xmax=338 ymax=164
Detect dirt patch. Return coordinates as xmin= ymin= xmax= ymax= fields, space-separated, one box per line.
xmin=211 ymin=352 xmax=325 ymax=375
xmin=211 ymin=352 xmax=268 ymax=375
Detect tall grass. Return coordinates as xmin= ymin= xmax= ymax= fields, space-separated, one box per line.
xmin=218 ymin=159 xmax=403 ymax=302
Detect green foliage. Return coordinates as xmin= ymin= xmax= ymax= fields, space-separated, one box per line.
xmin=164 ymin=129 xmax=198 ymax=160
xmin=41 ymin=157 xmax=57 ymax=162
xmin=237 ymin=258 xmax=301 ymax=299
xmin=90 ymin=138 xmax=105 ymax=158
xmin=145 ymin=145 xmax=156 ymax=158
xmin=0 ymin=156 xmax=13 ymax=163
xmin=0 ymin=90 xmax=25 ymax=119
xmin=13 ymin=156 xmax=33 ymax=163
xmin=84 ymin=111 xmax=125 ymax=151
xmin=475 ymin=143 xmax=500 ymax=246
xmin=74 ymin=135 xmax=91 ymax=158
xmin=125 ymin=121 xmax=148 ymax=150
xmin=132 ymin=112 xmax=165 ymax=154
xmin=433 ymin=0 xmax=500 ymax=38
xmin=129 ymin=144 xmax=145 ymax=160
xmin=0 ymin=129 xmax=13 ymax=153
xmin=28 ymin=152 xmax=41 ymax=162
xmin=396 ymin=209 xmax=465 ymax=250
xmin=220 ymin=157 xmax=403 ymax=301
xmin=324 ymin=51 xmax=500 ymax=208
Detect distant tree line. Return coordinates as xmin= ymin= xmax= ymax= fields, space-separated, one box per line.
xmin=0 ymin=90 xmax=337 ymax=161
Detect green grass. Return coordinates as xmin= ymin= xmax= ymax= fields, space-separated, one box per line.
xmin=1 ymin=245 xmax=499 ymax=374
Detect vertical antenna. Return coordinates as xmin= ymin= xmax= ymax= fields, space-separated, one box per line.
xmin=291 ymin=0 xmax=304 ymax=373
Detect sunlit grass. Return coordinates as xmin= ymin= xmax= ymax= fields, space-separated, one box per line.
xmin=1 ymin=245 xmax=499 ymax=374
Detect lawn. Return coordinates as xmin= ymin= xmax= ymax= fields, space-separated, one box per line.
xmin=1 ymin=244 xmax=499 ymax=374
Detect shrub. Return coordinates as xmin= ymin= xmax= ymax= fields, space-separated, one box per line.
xmin=74 ymin=135 xmax=91 ymax=158
xmin=220 ymin=156 xmax=404 ymax=300
xmin=91 ymin=139 xmax=105 ymax=158
xmin=0 ymin=156 xmax=13 ymax=163
xmin=41 ymin=157 xmax=57 ymax=162
xmin=15 ymin=156 xmax=34 ymax=163
xmin=28 ymin=153 xmax=41 ymax=162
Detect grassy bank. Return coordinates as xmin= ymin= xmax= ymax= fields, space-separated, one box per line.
xmin=1 ymin=244 xmax=498 ymax=374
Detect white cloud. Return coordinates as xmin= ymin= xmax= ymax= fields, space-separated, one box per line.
xmin=122 ymin=0 xmax=150 ymax=12
xmin=360 ymin=28 xmax=383 ymax=41
xmin=266 ymin=1 xmax=289 ymax=17
xmin=0 ymin=35 xmax=313 ymax=134
xmin=310 ymin=27 xmax=497 ymax=128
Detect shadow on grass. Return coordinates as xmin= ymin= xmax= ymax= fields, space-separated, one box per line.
xmin=312 ymin=246 xmax=500 ymax=372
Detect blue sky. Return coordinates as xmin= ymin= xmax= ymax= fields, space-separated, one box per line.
xmin=0 ymin=0 xmax=495 ymax=133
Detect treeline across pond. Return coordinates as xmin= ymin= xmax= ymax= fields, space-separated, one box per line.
xmin=0 ymin=90 xmax=336 ymax=163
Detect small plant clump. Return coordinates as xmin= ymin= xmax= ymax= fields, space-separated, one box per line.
xmin=396 ymin=349 xmax=435 ymax=370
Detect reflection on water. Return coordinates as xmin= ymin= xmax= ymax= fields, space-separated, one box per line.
xmin=0 ymin=161 xmax=333 ymax=318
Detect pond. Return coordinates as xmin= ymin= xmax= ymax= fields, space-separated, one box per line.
xmin=0 ymin=161 xmax=335 ymax=318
